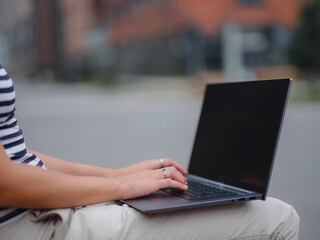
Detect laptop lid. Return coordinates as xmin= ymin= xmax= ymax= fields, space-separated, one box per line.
xmin=188 ymin=79 xmax=291 ymax=199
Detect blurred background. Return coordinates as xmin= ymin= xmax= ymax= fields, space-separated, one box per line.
xmin=1 ymin=0 xmax=320 ymax=239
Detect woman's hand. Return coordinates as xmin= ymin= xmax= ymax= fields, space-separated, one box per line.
xmin=116 ymin=158 xmax=188 ymax=177
xmin=115 ymin=166 xmax=188 ymax=200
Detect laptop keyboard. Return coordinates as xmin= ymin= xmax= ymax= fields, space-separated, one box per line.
xmin=162 ymin=179 xmax=243 ymax=201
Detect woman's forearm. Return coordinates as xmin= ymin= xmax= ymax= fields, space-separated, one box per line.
xmin=27 ymin=150 xmax=187 ymax=179
xmin=27 ymin=149 xmax=125 ymax=178
xmin=1 ymin=145 xmax=188 ymax=209
xmin=0 ymin=161 xmax=122 ymax=209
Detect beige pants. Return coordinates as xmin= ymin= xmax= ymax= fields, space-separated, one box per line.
xmin=0 ymin=197 xmax=299 ymax=240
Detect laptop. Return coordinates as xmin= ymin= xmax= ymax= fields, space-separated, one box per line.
xmin=120 ymin=78 xmax=292 ymax=213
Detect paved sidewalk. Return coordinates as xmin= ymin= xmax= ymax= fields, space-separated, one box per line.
xmin=14 ymin=79 xmax=320 ymax=240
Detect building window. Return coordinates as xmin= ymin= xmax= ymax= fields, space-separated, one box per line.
xmin=240 ymin=0 xmax=262 ymax=5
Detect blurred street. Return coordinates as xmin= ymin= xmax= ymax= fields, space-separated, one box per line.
xmin=14 ymin=78 xmax=320 ymax=240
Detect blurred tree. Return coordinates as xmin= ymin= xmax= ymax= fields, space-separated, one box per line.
xmin=289 ymin=0 xmax=320 ymax=78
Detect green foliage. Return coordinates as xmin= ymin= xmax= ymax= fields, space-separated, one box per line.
xmin=289 ymin=0 xmax=320 ymax=78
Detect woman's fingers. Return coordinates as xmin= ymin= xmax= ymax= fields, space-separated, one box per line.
xmin=158 ymin=166 xmax=187 ymax=185
xmin=158 ymin=178 xmax=188 ymax=191
xmin=169 ymin=159 xmax=189 ymax=175
xmin=159 ymin=158 xmax=188 ymax=176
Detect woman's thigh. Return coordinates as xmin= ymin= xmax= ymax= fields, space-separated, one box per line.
xmin=64 ymin=197 xmax=299 ymax=240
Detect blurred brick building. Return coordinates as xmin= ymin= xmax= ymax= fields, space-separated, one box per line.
xmin=100 ymin=0 xmax=307 ymax=75
xmin=0 ymin=0 xmax=308 ymax=77
xmin=105 ymin=0 xmax=304 ymax=46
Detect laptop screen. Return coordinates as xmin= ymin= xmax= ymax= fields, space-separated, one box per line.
xmin=188 ymin=79 xmax=291 ymax=196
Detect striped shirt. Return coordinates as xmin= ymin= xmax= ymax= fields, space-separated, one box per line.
xmin=0 ymin=64 xmax=46 ymax=227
